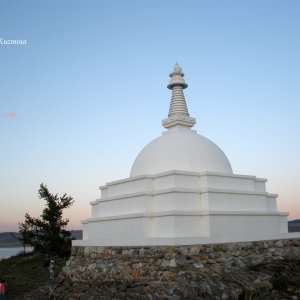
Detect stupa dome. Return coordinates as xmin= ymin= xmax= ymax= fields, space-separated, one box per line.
xmin=130 ymin=127 xmax=233 ymax=177
xmin=130 ymin=64 xmax=233 ymax=177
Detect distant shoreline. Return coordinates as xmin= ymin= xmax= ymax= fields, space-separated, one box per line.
xmin=0 ymin=230 xmax=83 ymax=248
xmin=0 ymin=243 xmax=24 ymax=248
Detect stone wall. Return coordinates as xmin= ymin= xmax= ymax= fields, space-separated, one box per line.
xmin=55 ymin=239 xmax=300 ymax=299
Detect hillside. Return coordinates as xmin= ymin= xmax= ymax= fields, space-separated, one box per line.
xmin=0 ymin=230 xmax=83 ymax=247
xmin=0 ymin=232 xmax=21 ymax=247
xmin=288 ymin=219 xmax=300 ymax=232
xmin=0 ymin=252 xmax=68 ymax=299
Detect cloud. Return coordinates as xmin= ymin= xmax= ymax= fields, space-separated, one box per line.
xmin=5 ymin=112 xmax=16 ymax=119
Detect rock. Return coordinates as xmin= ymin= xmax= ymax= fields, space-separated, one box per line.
xmin=207 ymin=259 xmax=216 ymax=264
xmin=169 ymin=258 xmax=177 ymax=267
xmin=175 ymin=257 xmax=188 ymax=266
xmin=161 ymin=259 xmax=170 ymax=267
xmin=131 ymin=268 xmax=141 ymax=277
xmin=165 ymin=246 xmax=176 ymax=253
xmin=200 ymin=255 xmax=209 ymax=261
xmin=190 ymin=246 xmax=200 ymax=255
xmin=251 ymin=257 xmax=264 ymax=265
xmin=122 ymin=249 xmax=134 ymax=256
xmin=88 ymin=263 xmax=96 ymax=269
xmin=193 ymin=262 xmax=204 ymax=268
xmin=275 ymin=241 xmax=284 ymax=248
xmin=139 ymin=248 xmax=145 ymax=257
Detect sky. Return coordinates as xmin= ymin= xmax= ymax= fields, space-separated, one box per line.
xmin=1 ymin=0 xmax=300 ymax=232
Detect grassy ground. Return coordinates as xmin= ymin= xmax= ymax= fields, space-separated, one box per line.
xmin=0 ymin=251 xmax=67 ymax=299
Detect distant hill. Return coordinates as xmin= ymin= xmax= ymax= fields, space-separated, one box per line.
xmin=0 ymin=230 xmax=83 ymax=247
xmin=0 ymin=232 xmax=20 ymax=247
xmin=288 ymin=219 xmax=300 ymax=232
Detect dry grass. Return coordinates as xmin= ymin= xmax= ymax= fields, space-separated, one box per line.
xmin=0 ymin=251 xmax=67 ymax=299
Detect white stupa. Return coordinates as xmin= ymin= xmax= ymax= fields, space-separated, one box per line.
xmin=74 ymin=64 xmax=293 ymax=247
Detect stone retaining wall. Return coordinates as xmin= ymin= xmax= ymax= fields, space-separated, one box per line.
xmin=58 ymin=239 xmax=300 ymax=299
xmin=64 ymin=239 xmax=300 ymax=282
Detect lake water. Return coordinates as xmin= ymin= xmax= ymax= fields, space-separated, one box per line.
xmin=0 ymin=247 xmax=33 ymax=260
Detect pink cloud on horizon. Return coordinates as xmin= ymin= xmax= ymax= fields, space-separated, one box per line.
xmin=5 ymin=112 xmax=16 ymax=119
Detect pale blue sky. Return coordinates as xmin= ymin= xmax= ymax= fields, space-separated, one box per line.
xmin=1 ymin=0 xmax=300 ymax=231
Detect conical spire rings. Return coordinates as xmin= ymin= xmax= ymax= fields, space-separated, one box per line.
xmin=162 ymin=63 xmax=196 ymax=129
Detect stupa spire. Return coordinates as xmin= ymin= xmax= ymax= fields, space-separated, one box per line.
xmin=162 ymin=63 xmax=196 ymax=129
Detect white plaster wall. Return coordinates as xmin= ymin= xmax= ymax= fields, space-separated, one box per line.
xmin=91 ymin=195 xmax=151 ymax=218
xmin=255 ymin=179 xmax=267 ymax=192
xmin=154 ymin=173 xmax=200 ymax=190
xmin=83 ymin=217 xmax=146 ymax=246
xmin=74 ymin=212 xmax=289 ymax=246
xmin=209 ymin=214 xmax=288 ymax=240
xmin=278 ymin=215 xmax=289 ymax=233
xmin=266 ymin=196 xmax=278 ymax=211
xmin=152 ymin=191 xmax=200 ymax=212
xmin=174 ymin=215 xmax=209 ymax=237
xmin=75 ymin=171 xmax=289 ymax=247
xmin=91 ymin=172 xmax=274 ymax=220
xmin=82 ymin=223 xmax=89 ymax=240
xmin=101 ymin=177 xmax=153 ymax=197
xmin=205 ymin=191 xmax=268 ymax=211
xmin=148 ymin=215 xmax=209 ymax=238
xmin=100 ymin=187 xmax=108 ymax=197
xmin=203 ymin=174 xmax=267 ymax=193
xmin=205 ymin=175 xmax=256 ymax=191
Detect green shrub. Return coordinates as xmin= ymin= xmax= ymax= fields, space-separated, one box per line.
xmin=271 ymin=273 xmax=288 ymax=291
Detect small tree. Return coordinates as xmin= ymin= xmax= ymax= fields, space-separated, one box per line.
xmin=18 ymin=221 xmax=33 ymax=253
xmin=19 ymin=183 xmax=75 ymax=257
